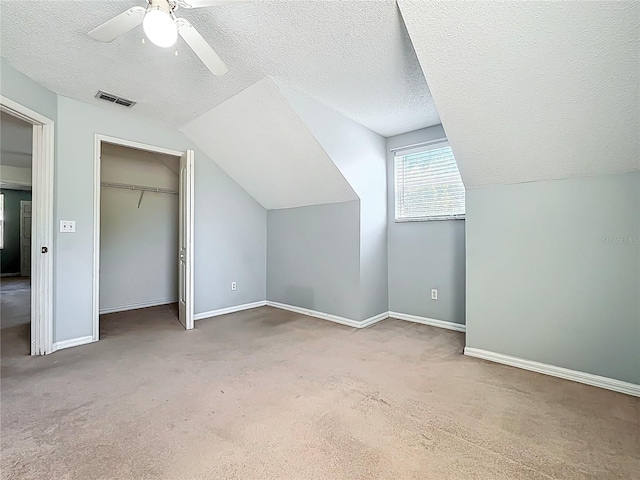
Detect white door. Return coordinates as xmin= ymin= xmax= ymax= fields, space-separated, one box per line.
xmin=20 ymin=201 xmax=32 ymax=277
xmin=178 ymin=150 xmax=194 ymax=330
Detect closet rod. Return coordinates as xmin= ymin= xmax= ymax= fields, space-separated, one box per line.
xmin=100 ymin=181 xmax=178 ymax=195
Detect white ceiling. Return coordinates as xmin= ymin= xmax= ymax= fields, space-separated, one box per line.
xmin=0 ymin=0 xmax=439 ymax=137
xmin=181 ymin=76 xmax=357 ymax=209
xmin=0 ymin=111 xmax=32 ymax=168
xmin=398 ymin=1 xmax=640 ymax=188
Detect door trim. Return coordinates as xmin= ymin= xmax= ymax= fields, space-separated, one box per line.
xmin=0 ymin=95 xmax=55 ymax=355
xmin=92 ymin=134 xmax=189 ymax=342
xmin=178 ymin=150 xmax=195 ymax=330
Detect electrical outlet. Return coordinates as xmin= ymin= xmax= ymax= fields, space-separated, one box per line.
xmin=60 ymin=221 xmax=76 ymax=233
xmin=231 ymin=282 xmax=237 ymax=291
xmin=431 ymin=289 xmax=438 ymax=300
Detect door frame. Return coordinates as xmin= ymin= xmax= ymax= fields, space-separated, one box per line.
xmin=178 ymin=151 xmax=195 ymax=330
xmin=19 ymin=200 xmax=32 ymax=277
xmin=92 ymin=134 xmax=194 ymax=341
xmin=0 ymin=95 xmax=55 ymax=355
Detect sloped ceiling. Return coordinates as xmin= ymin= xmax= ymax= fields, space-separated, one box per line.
xmin=181 ymin=77 xmax=357 ymax=209
xmin=0 ymin=0 xmax=438 ymax=137
xmin=398 ymin=1 xmax=640 ymax=188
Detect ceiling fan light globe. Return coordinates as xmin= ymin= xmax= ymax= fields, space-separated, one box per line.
xmin=143 ymin=8 xmax=178 ymax=48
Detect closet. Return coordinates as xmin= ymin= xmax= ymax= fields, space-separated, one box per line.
xmin=99 ymin=142 xmax=181 ymax=328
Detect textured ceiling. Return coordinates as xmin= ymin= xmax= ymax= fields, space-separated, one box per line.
xmin=0 ymin=111 xmax=32 ymax=168
xmin=0 ymin=0 xmax=439 ymax=137
xmin=398 ymin=0 xmax=640 ymax=188
xmin=181 ymin=76 xmax=357 ymax=209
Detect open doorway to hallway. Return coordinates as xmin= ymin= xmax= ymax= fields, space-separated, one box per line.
xmin=0 ymin=111 xmax=33 ymax=355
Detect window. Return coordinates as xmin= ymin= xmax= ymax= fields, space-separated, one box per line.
xmin=0 ymin=193 xmax=4 ymax=249
xmin=394 ymin=142 xmax=465 ymax=221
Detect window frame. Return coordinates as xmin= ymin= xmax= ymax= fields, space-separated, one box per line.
xmin=393 ymin=141 xmax=466 ymax=223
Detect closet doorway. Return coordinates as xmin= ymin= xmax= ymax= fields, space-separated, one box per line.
xmin=92 ymin=136 xmax=194 ymax=341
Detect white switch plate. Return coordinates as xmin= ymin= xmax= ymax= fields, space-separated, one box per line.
xmin=231 ymin=282 xmax=237 ymax=291
xmin=431 ymin=289 xmax=438 ymax=300
xmin=60 ymin=221 xmax=76 ymax=233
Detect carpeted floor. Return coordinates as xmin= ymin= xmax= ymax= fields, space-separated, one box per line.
xmin=0 ymin=276 xmax=31 ymax=330
xmin=1 ymin=305 xmax=638 ymax=479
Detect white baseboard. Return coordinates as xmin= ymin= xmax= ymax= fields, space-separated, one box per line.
xmin=266 ymin=301 xmax=388 ymax=329
xmin=53 ymin=335 xmax=94 ymax=352
xmin=195 ymin=301 xmax=267 ymax=321
xmin=0 ymin=272 xmax=21 ymax=278
xmin=389 ymin=311 xmax=466 ymax=332
xmin=99 ymin=299 xmax=177 ymax=315
xmin=360 ymin=311 xmax=390 ymax=328
xmin=464 ymin=347 xmax=640 ymax=397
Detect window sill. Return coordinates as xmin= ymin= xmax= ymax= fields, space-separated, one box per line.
xmin=394 ymin=216 xmax=465 ymax=223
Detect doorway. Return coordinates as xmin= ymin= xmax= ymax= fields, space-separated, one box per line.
xmin=0 ymin=98 xmax=54 ymax=356
xmin=92 ymin=135 xmax=194 ymax=341
xmin=0 ymin=111 xmax=33 ymax=353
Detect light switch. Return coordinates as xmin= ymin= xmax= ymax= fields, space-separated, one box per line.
xmin=60 ymin=221 xmax=76 ymax=233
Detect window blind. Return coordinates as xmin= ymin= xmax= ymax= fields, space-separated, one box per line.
xmin=394 ymin=144 xmax=465 ymax=221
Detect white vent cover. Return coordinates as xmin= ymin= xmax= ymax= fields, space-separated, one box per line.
xmin=95 ymin=90 xmax=136 ymax=108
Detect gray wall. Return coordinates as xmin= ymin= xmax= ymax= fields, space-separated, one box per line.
xmin=387 ymin=126 xmax=466 ymax=324
xmin=0 ymin=58 xmax=57 ymax=122
xmin=0 ymin=189 xmax=32 ymax=274
xmin=267 ymin=201 xmax=361 ymax=320
xmin=1 ymin=60 xmax=267 ymax=343
xmin=466 ymin=172 xmax=640 ymax=384
xmin=276 ymin=80 xmax=388 ymax=320
xmin=99 ymin=149 xmax=179 ymax=312
xmin=55 ymin=95 xmax=266 ymax=341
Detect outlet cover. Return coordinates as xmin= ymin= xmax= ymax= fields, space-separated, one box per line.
xmin=60 ymin=220 xmax=76 ymax=233
xmin=431 ymin=289 xmax=438 ymax=300
xmin=231 ymin=282 xmax=237 ymax=291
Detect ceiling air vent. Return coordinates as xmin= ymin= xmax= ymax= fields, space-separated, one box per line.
xmin=95 ymin=90 xmax=136 ymax=108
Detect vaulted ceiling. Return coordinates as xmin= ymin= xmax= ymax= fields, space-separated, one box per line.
xmin=3 ymin=0 xmax=637 ymax=199
xmin=0 ymin=0 xmax=439 ymax=137
xmin=398 ymin=0 xmax=640 ymax=188
xmin=181 ymin=77 xmax=357 ymax=209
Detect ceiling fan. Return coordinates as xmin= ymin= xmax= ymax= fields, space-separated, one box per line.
xmin=88 ymin=0 xmax=244 ymax=76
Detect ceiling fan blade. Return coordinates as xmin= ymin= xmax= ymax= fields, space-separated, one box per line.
xmin=178 ymin=0 xmax=249 ymax=8
xmin=176 ymin=19 xmax=228 ymax=76
xmin=88 ymin=6 xmax=146 ymax=42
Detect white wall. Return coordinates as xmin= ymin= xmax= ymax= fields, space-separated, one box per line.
xmin=387 ymin=126 xmax=466 ymax=325
xmin=99 ymin=146 xmax=179 ymax=313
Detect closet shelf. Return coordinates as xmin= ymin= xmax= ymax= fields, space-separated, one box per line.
xmin=100 ymin=181 xmax=178 ymax=195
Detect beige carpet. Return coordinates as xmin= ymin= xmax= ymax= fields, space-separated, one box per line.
xmin=1 ymin=305 xmax=638 ymax=479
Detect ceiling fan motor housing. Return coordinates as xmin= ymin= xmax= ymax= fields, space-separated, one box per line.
xmin=148 ymin=0 xmax=177 ymax=14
